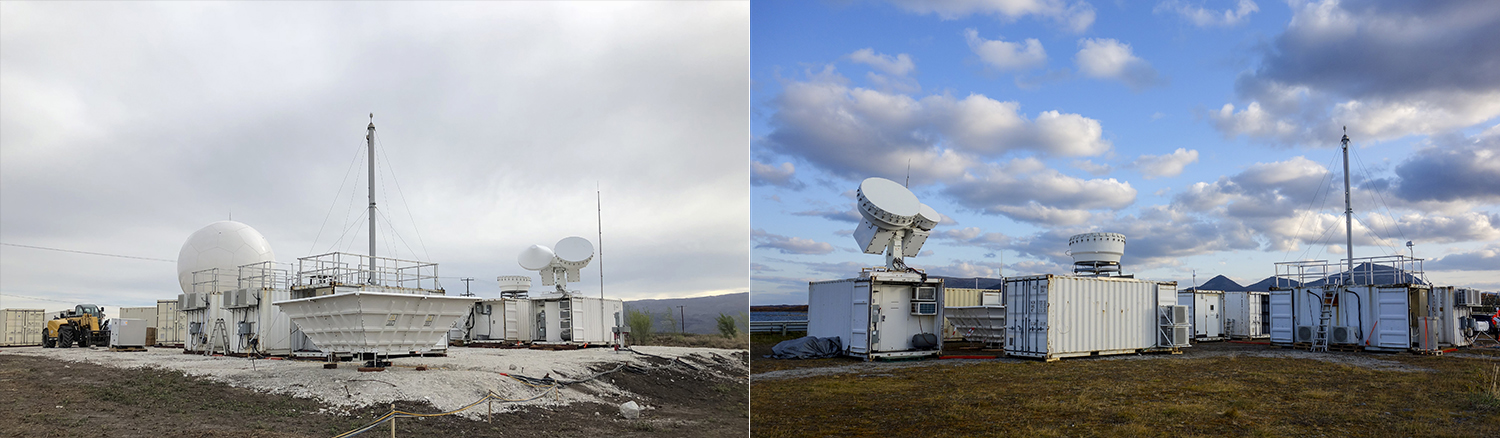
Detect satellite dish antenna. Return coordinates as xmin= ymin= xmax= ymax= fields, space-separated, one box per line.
xmin=517 ymin=237 xmax=595 ymax=295
xmin=853 ymin=177 xmax=939 ymax=271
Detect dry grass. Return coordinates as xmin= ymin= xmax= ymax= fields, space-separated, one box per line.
xmin=751 ymin=345 xmax=1500 ymax=437
xmin=637 ymin=332 xmax=748 ymax=350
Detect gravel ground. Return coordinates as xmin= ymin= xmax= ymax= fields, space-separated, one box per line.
xmin=3 ymin=345 xmax=745 ymax=420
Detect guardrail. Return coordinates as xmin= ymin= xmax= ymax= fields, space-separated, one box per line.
xmin=750 ymin=320 xmax=807 ymax=335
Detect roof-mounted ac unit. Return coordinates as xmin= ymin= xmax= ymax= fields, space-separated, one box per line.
xmin=912 ymin=287 xmax=937 ymax=302
xmin=910 ymin=302 xmax=937 ymax=316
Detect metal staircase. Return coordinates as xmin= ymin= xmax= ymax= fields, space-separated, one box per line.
xmin=1312 ymin=290 xmax=1333 ymax=352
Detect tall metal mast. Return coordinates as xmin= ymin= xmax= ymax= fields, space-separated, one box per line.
xmin=1341 ymin=127 xmax=1353 ymax=281
xmin=367 ymin=114 xmax=378 ymax=284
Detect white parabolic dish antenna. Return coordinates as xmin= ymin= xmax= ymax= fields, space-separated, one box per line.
xmin=857 ymin=177 xmax=920 ymax=228
xmin=518 ymin=245 xmax=555 ymax=271
xmin=554 ymin=236 xmax=595 ymax=267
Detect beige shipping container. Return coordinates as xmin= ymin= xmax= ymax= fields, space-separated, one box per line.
xmin=943 ymin=287 xmax=998 ymax=338
xmin=119 ymin=306 xmax=158 ymax=326
xmin=2 ymin=309 xmax=47 ymax=346
xmin=155 ymin=299 xmax=186 ymax=345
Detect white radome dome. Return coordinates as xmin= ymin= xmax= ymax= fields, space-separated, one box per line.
xmin=177 ymin=221 xmax=276 ymax=294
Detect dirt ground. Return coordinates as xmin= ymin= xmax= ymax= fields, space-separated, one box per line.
xmin=752 ymin=336 xmax=1500 ymax=437
xmin=0 ymin=348 xmax=747 ymax=438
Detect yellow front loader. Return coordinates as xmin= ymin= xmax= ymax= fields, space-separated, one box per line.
xmin=42 ymin=304 xmax=110 ymax=348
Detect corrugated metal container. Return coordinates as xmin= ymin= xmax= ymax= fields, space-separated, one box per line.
xmin=154 ymin=300 xmax=185 ymax=345
xmin=1005 ymin=275 xmax=1181 ymax=361
xmin=532 ymin=296 xmax=624 ymax=345
xmin=183 ymin=291 xmax=223 ymax=353
xmin=224 ymin=287 xmax=300 ymax=355
xmin=118 ymin=306 xmax=157 ymax=326
xmin=1178 ymin=290 xmax=1225 ymax=341
xmin=807 ymin=271 xmax=945 ymax=360
xmin=1223 ymin=291 xmax=1268 ymax=339
xmin=1 ymin=309 xmax=46 ymax=346
xmin=467 ymin=298 xmax=535 ymax=342
xmin=943 ymin=287 xmax=998 ymax=338
xmin=1271 ymin=284 xmax=1444 ymax=351
xmin=108 ymin=318 xmax=149 ymax=347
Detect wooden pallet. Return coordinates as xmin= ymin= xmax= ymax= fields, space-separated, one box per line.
xmin=1328 ymin=344 xmax=1365 ymax=352
xmin=530 ymin=344 xmax=581 ymax=351
xmin=109 ymin=346 xmax=147 ymax=352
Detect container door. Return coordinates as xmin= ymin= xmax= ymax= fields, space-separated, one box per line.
xmin=1269 ymin=290 xmax=1292 ymax=343
xmin=849 ymin=283 xmax=870 ymax=355
xmin=504 ymin=302 xmax=520 ymax=340
xmin=1373 ymin=287 xmax=1410 ymax=349
xmin=1248 ymin=294 xmax=1263 ymax=337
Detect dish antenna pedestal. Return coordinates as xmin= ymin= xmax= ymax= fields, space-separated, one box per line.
xmin=853 ymin=177 xmax=939 ymax=271
xmin=518 ymin=236 xmax=595 ymax=296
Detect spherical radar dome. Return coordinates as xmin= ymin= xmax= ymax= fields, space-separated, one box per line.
xmin=553 ymin=236 xmax=594 ymax=267
xmin=518 ymin=245 xmax=556 ymax=271
xmin=857 ymin=177 xmax=920 ymax=229
xmin=176 ymin=221 xmax=276 ymax=294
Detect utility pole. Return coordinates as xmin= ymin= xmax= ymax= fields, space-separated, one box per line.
xmin=460 ymin=278 xmax=474 ymax=297
xmin=676 ymin=305 xmax=685 ymax=334
xmin=1341 ymin=127 xmax=1354 ymax=282
xmin=367 ymin=114 xmax=378 ymax=285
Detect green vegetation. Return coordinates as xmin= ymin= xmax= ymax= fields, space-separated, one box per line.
xmin=627 ymin=309 xmax=655 ymax=343
xmin=716 ymin=312 xmax=739 ymax=338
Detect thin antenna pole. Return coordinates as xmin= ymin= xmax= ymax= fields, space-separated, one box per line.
xmin=598 ymin=183 xmax=604 ymax=300
xmin=1341 ymin=127 xmax=1353 ymax=280
xmin=460 ymin=278 xmax=474 ymax=297
xmin=905 ymin=159 xmax=911 ymax=187
xmin=367 ymin=114 xmax=378 ymax=284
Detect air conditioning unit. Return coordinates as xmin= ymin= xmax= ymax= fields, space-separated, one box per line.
xmin=1295 ymin=326 xmax=1315 ymax=343
xmin=912 ymin=287 xmax=937 ymax=301
xmin=1174 ymin=305 xmax=1189 ymax=325
xmin=222 ymin=291 xmax=236 ymax=308
xmin=1331 ymin=326 xmax=1357 ymax=344
xmin=980 ymin=292 xmax=1002 ymax=306
xmin=910 ymin=302 xmax=938 ymax=315
xmin=243 ymin=289 xmax=259 ymax=306
xmin=1458 ymin=288 xmax=1482 ymax=307
xmin=1159 ymin=326 xmax=1191 ymax=347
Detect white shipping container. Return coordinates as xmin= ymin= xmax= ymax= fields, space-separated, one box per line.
xmin=468 ymin=298 xmax=535 ymax=342
xmin=108 ymin=318 xmax=149 ymax=347
xmin=807 ymin=271 xmax=945 ymax=360
xmin=531 ymin=296 xmax=624 ymax=345
xmin=1 ymin=309 xmax=47 ymax=346
xmin=223 ymin=287 xmax=302 ymax=355
xmin=119 ymin=306 xmax=157 ymax=326
xmin=155 ymin=300 xmax=185 ymax=345
xmin=1006 ymin=275 xmax=1180 ymax=361
xmin=1223 ymin=291 xmax=1269 ymax=339
xmin=1178 ymin=290 xmax=1225 ymax=341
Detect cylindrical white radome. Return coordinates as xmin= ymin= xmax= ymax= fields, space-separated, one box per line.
xmin=856 ymin=177 xmax=920 ymax=229
xmin=496 ymin=275 xmax=532 ymax=292
xmin=176 ymin=221 xmax=276 ymax=294
xmin=1067 ymin=232 xmax=1126 ymax=264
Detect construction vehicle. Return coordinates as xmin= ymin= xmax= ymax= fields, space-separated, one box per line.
xmin=42 ymin=305 xmax=110 ymax=348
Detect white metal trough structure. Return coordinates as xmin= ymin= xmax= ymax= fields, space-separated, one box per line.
xmin=944 ymin=291 xmax=1005 ymax=348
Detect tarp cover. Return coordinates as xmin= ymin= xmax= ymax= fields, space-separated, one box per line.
xmin=768 ymin=336 xmax=842 ymax=359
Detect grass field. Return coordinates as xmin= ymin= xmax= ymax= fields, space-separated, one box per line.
xmin=751 ymin=337 xmax=1500 ymax=437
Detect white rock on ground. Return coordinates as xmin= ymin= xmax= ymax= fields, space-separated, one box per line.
xmin=0 ymin=345 xmax=743 ymax=420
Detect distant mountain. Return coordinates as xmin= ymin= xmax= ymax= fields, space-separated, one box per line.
xmin=625 ymin=292 xmax=747 ymax=335
xmin=1304 ymin=262 xmax=1427 ymax=286
xmin=1185 ymin=275 xmax=1245 ymax=292
xmin=933 ymin=276 xmax=1004 ymax=290
xmin=1245 ymin=276 xmax=1299 ymax=291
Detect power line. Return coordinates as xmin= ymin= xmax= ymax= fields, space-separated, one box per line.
xmin=0 ymin=242 xmax=175 ymax=263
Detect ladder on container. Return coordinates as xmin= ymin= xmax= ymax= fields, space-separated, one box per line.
xmin=1312 ymin=290 xmax=1333 ymax=352
xmin=206 ymin=319 xmax=230 ymax=356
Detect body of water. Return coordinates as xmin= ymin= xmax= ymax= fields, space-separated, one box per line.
xmin=751 ymin=311 xmax=807 ymax=322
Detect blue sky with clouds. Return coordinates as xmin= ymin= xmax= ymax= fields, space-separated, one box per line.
xmin=751 ymin=0 xmax=1500 ymax=305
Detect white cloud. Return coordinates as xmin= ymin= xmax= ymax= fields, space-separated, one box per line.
xmin=887 ymin=0 xmax=1096 ymax=32
xmin=847 ymin=48 xmax=915 ymax=76
xmin=1132 ymin=148 xmax=1199 ymax=179
xmin=751 ymin=229 xmax=835 ymax=255
xmin=942 ymin=157 xmax=1136 ymax=225
xmin=751 ymin=161 xmax=804 ymax=190
xmin=1074 ymin=38 xmax=1162 ymax=90
xmin=1155 ymin=0 xmax=1259 ymax=27
xmin=1072 ymin=159 xmax=1112 ymax=176
xmin=964 ymin=29 xmax=1047 ymax=71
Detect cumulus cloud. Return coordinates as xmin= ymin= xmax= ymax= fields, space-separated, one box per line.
xmin=1074 ymin=38 xmax=1162 ymax=90
xmin=1155 ymin=0 xmax=1259 ymax=27
xmin=942 ymin=157 xmax=1136 ymax=225
xmin=1132 ymin=148 xmax=1199 ymax=179
xmin=791 ymin=206 xmax=862 ymax=223
xmin=1429 ymin=244 xmax=1500 ymax=271
xmin=923 ymin=260 xmax=1006 ymax=278
xmin=887 ymin=0 xmax=1096 ymax=32
xmin=762 ymin=67 xmax=1111 ymax=185
xmin=1383 ymin=128 xmax=1500 ymax=204
xmin=965 ymin=29 xmax=1047 ymax=71
xmin=1211 ymin=0 xmax=1500 ymax=145
xmin=750 ymin=161 xmax=805 ymax=190
xmin=751 ymin=229 xmax=835 ymax=255
xmin=1072 ymin=159 xmax=1112 ymax=176
xmin=848 ymin=48 xmax=915 ymax=76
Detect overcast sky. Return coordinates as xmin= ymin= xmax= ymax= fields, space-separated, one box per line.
xmin=0 ymin=2 xmax=749 ymax=312
xmin=751 ymin=0 xmax=1500 ymax=304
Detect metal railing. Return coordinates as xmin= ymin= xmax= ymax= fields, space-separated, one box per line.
xmin=1274 ymin=255 xmax=1425 ymax=288
xmin=750 ymin=320 xmax=808 ymax=335
xmin=237 ymin=261 xmax=290 ymax=290
xmin=292 ymin=252 xmax=442 ymax=291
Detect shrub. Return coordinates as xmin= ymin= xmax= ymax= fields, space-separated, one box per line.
xmin=716 ymin=313 xmax=738 ymax=338
xmin=627 ymin=309 xmax=654 ymax=343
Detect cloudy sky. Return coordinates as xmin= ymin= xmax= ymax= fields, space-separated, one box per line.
xmin=751 ymin=0 xmax=1500 ymax=304
xmin=0 ymin=2 xmax=749 ymax=312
